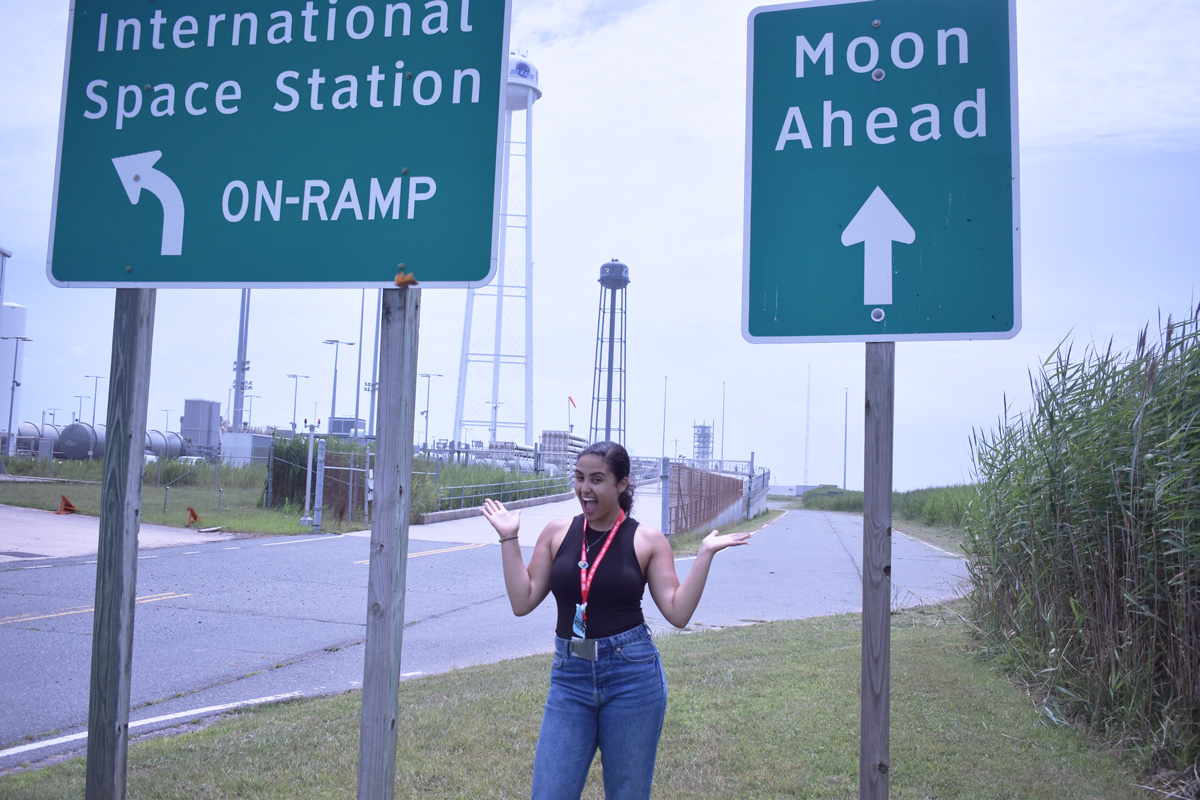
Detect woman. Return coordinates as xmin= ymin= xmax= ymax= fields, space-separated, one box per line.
xmin=482 ymin=441 xmax=752 ymax=799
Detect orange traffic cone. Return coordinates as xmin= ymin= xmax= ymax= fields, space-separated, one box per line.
xmin=56 ymin=496 xmax=78 ymax=515
xmin=186 ymin=507 xmax=200 ymax=527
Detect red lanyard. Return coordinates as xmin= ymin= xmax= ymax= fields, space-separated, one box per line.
xmin=579 ymin=510 xmax=625 ymax=614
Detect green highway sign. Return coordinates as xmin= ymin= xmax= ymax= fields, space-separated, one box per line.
xmin=49 ymin=0 xmax=511 ymax=288
xmin=742 ymin=0 xmax=1020 ymax=342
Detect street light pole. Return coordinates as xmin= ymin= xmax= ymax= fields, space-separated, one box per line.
xmin=301 ymin=420 xmax=316 ymax=526
xmin=85 ymin=374 xmax=106 ymax=427
xmin=3 ymin=336 xmax=31 ymax=458
xmin=162 ymin=409 xmax=172 ymax=432
xmin=418 ymin=373 xmax=441 ymax=452
xmin=355 ymin=290 xmax=365 ymax=431
xmin=323 ymin=339 xmax=355 ymax=429
xmin=843 ymin=387 xmax=849 ymax=491
xmin=74 ymin=395 xmax=89 ymax=423
xmin=489 ymin=402 xmax=503 ymax=445
xmin=720 ymin=380 xmax=726 ymax=467
xmin=245 ymin=395 xmax=260 ymax=429
xmin=288 ymin=374 xmax=309 ymax=433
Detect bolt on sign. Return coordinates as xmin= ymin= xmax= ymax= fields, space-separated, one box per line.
xmin=48 ymin=0 xmax=511 ymax=288
xmin=742 ymin=0 xmax=1020 ymax=342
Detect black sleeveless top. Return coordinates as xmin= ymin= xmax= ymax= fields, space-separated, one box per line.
xmin=550 ymin=514 xmax=646 ymax=639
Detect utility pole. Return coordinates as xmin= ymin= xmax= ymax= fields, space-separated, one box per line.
xmin=86 ymin=374 xmax=106 ymax=427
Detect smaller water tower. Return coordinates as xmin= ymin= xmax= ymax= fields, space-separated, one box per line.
xmin=589 ymin=259 xmax=630 ymax=445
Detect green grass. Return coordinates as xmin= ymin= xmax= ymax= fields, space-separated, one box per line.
xmin=801 ymin=484 xmax=975 ymax=530
xmin=799 ymin=486 xmax=969 ymax=555
xmin=668 ymin=508 xmax=785 ymax=557
xmin=0 ymin=478 xmax=355 ymax=535
xmin=0 ymin=605 xmax=1159 ymax=799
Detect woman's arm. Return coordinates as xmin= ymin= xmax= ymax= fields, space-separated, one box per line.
xmin=643 ymin=528 xmax=752 ymax=628
xmin=482 ymin=499 xmax=564 ymax=616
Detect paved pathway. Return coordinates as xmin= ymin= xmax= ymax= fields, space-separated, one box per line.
xmin=0 ymin=501 xmax=234 ymax=563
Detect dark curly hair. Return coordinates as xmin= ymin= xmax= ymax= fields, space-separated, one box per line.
xmin=578 ymin=440 xmax=635 ymax=514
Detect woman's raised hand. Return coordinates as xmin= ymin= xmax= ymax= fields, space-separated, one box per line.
xmin=698 ymin=529 xmax=754 ymax=556
xmin=481 ymin=498 xmax=521 ymax=540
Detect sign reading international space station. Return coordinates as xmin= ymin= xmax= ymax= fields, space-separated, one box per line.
xmin=742 ymin=0 xmax=1020 ymax=342
xmin=48 ymin=0 xmax=511 ymax=287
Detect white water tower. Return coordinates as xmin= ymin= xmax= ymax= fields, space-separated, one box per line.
xmin=453 ymin=54 xmax=542 ymax=447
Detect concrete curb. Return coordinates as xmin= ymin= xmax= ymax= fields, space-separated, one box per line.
xmin=413 ymin=491 xmax=576 ymax=525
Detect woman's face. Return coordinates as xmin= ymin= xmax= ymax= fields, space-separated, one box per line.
xmin=573 ymin=453 xmax=628 ymax=525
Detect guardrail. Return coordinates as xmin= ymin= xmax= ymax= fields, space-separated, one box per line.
xmin=436 ymin=474 xmax=572 ymax=511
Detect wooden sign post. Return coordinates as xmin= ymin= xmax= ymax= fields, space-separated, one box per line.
xmin=356 ymin=286 xmax=421 ymax=800
xmin=860 ymin=341 xmax=895 ymax=799
xmin=85 ymin=288 xmax=156 ymax=800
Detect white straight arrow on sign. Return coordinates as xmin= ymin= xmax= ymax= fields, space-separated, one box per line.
xmin=111 ymin=151 xmax=185 ymax=256
xmin=841 ymin=186 xmax=915 ymax=307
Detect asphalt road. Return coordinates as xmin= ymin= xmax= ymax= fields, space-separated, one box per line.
xmin=0 ymin=488 xmax=966 ymax=772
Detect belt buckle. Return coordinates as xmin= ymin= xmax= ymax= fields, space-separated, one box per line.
xmin=569 ymin=639 xmax=597 ymax=661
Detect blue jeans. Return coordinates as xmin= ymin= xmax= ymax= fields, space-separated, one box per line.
xmin=531 ymin=624 xmax=668 ymax=800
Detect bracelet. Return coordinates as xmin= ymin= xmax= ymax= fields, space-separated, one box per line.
xmin=499 ymin=535 xmax=519 ymax=543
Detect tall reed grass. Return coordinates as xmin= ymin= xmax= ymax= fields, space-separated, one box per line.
xmin=964 ymin=307 xmax=1200 ymax=770
xmin=266 ymin=434 xmax=370 ymax=522
xmin=801 ymin=485 xmax=973 ymax=528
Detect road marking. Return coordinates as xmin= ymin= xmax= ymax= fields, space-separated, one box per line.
xmin=0 ymin=593 xmax=191 ymax=626
xmin=893 ymin=529 xmax=964 ymax=559
xmin=0 ymin=692 xmax=302 ymax=760
xmin=354 ymin=541 xmax=487 ymax=565
xmin=262 ymin=535 xmax=343 ymax=547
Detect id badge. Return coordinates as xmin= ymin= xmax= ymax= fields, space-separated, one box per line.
xmin=572 ymin=603 xmax=586 ymax=638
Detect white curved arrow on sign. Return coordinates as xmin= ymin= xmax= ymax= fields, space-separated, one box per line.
xmin=841 ymin=186 xmax=915 ymax=306
xmin=111 ymin=150 xmax=185 ymax=256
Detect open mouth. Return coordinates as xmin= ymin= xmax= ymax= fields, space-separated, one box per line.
xmin=580 ymin=498 xmax=598 ymax=515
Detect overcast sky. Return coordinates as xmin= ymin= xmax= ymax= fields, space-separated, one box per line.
xmin=1 ymin=0 xmax=1198 ymax=491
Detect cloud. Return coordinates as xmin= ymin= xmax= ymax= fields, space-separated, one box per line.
xmin=1017 ymin=0 xmax=1200 ymax=150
